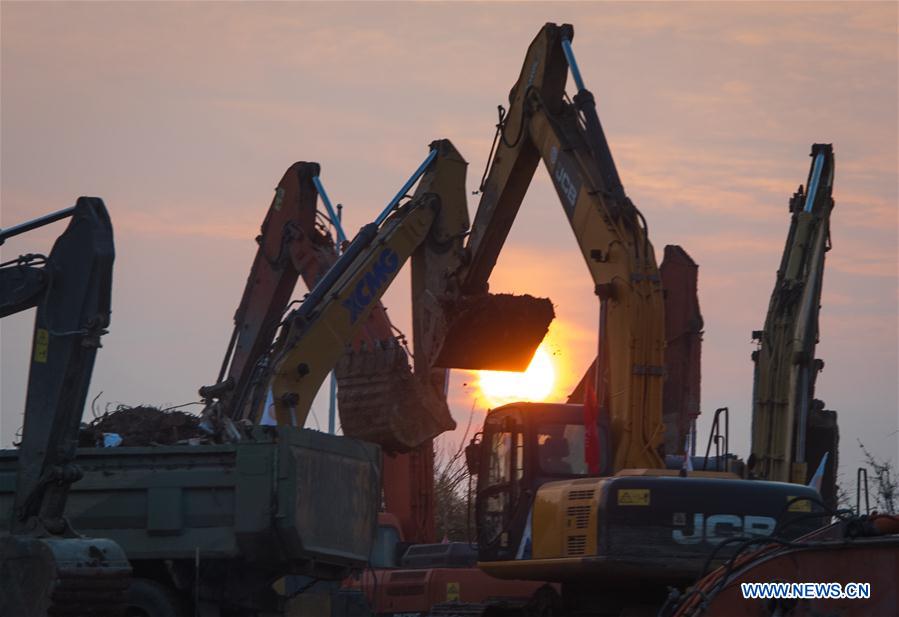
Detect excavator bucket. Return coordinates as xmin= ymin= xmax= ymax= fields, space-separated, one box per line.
xmin=435 ymin=293 xmax=554 ymax=371
xmin=336 ymin=343 xmax=455 ymax=452
xmin=337 ymin=294 xmax=553 ymax=452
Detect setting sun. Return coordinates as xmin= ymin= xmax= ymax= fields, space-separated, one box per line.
xmin=477 ymin=343 xmax=556 ymax=407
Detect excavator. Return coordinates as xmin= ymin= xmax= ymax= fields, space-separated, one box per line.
xmin=195 ymin=141 xmax=559 ymax=616
xmin=196 ymin=142 xmax=552 ymax=552
xmin=749 ymin=144 xmax=838 ymax=498
xmin=196 ymin=157 xmax=442 ymax=544
xmin=458 ymin=23 xmax=828 ymax=616
xmin=667 ymin=147 xmax=899 ymax=617
xmin=358 ymin=245 xmax=707 ymax=617
xmin=0 ymin=199 xmax=131 ymax=616
xmin=199 ymin=140 xmax=551 ymax=435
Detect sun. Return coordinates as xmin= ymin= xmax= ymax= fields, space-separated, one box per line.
xmin=477 ymin=343 xmax=556 ymax=407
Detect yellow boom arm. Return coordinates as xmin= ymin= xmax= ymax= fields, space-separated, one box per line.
xmin=461 ymin=23 xmax=666 ymax=470
xmin=263 ymin=142 xmax=469 ymax=428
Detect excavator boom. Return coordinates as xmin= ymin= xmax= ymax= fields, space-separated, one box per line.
xmin=267 ymin=187 xmax=447 ymax=428
xmin=751 ymin=144 xmax=836 ymax=485
xmin=0 ymin=199 xmax=130 ymax=616
xmin=215 ymin=140 xmax=553 ymax=443
xmin=462 ymin=22 xmax=666 ymax=471
xmin=568 ymin=244 xmax=703 ymax=457
xmin=200 ymin=162 xmax=395 ymax=423
xmin=199 ymin=146 xmax=552 ymax=544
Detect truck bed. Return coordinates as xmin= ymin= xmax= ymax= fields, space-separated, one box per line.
xmin=0 ymin=426 xmax=380 ymax=580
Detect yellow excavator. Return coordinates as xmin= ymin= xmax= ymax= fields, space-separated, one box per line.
xmin=198 ymin=138 xmax=553 ymax=447
xmin=461 ymin=24 xmax=826 ymax=616
xmin=669 ymin=146 xmax=898 ymax=617
xmin=750 ymin=144 xmax=837 ymax=489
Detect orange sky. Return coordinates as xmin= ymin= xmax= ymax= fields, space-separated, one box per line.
xmin=2 ymin=2 xmax=896 ymax=494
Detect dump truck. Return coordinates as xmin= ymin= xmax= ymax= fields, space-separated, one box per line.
xmin=0 ymin=425 xmax=379 ymax=616
xmin=0 ymin=199 xmax=380 ymax=616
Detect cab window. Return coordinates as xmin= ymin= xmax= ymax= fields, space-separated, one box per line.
xmin=481 ymin=426 xmax=524 ymax=545
xmin=537 ymin=423 xmax=588 ymax=475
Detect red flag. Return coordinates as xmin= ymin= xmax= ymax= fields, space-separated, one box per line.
xmin=584 ymin=374 xmax=601 ymax=474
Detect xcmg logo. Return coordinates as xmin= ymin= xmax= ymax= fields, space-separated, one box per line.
xmin=342 ymin=248 xmax=400 ymax=323
xmin=671 ymin=513 xmax=776 ymax=545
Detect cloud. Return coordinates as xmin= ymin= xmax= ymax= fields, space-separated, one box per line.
xmin=2 ymin=1 xmax=896 ymax=473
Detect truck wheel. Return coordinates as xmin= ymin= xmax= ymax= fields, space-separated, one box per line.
xmin=126 ymin=578 xmax=185 ymax=617
xmin=526 ymin=584 xmax=563 ymax=617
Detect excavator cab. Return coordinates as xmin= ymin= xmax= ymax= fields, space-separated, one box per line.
xmin=475 ymin=404 xmax=596 ymax=563
xmin=474 ymin=405 xmax=828 ymax=589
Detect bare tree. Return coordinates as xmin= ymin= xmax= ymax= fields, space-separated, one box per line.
xmin=433 ymin=407 xmax=476 ymax=542
xmin=858 ymin=439 xmax=897 ymax=513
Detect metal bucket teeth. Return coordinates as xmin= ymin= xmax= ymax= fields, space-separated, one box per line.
xmin=336 ymin=344 xmax=455 ymax=452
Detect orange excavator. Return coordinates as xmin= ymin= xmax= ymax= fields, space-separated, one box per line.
xmin=190 ymin=158 xmax=441 ymax=545
xmin=197 ymin=154 xmax=453 ymax=545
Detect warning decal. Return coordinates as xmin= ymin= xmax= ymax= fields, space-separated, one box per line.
xmin=617 ymin=488 xmax=650 ymax=506
xmin=34 ymin=328 xmax=49 ymax=363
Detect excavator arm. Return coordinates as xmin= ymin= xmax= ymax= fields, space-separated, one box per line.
xmin=461 ymin=22 xmax=666 ymax=471
xmin=750 ymin=144 xmax=835 ymax=484
xmin=568 ymin=244 xmax=703 ymax=458
xmin=265 ymin=181 xmax=451 ymax=428
xmin=261 ymin=139 xmax=553 ymax=437
xmin=198 ymin=146 xmax=553 ymax=543
xmin=0 ymin=199 xmax=130 ymax=616
xmin=199 ymin=162 xmax=394 ymax=424
xmin=1 ymin=199 xmax=114 ymax=535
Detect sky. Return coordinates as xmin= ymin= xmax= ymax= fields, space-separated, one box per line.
xmin=2 ymin=2 xmax=896 ymax=499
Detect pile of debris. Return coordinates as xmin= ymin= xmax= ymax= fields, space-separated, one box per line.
xmin=79 ymin=405 xmax=208 ymax=447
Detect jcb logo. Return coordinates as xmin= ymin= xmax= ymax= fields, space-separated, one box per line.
xmin=554 ymin=164 xmax=578 ymax=207
xmin=672 ymin=514 xmax=776 ymax=545
xmin=342 ymin=248 xmax=399 ymax=323
xmin=549 ymin=145 xmax=579 ymax=210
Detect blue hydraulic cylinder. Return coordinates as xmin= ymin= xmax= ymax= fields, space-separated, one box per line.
xmin=375 ymin=148 xmax=438 ymax=226
xmin=803 ymin=152 xmax=825 ymax=213
xmin=561 ymin=38 xmax=586 ymax=93
xmin=312 ymin=176 xmax=347 ymax=244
